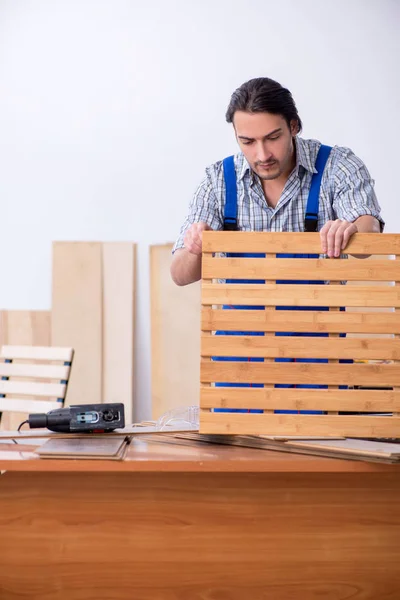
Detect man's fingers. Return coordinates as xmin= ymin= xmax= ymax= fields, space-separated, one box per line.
xmin=321 ymin=220 xmax=358 ymax=257
xmin=326 ymin=221 xmax=342 ymax=257
xmin=341 ymin=223 xmax=358 ymax=250
xmin=333 ymin=222 xmax=349 ymax=256
xmin=320 ymin=221 xmax=332 ymax=253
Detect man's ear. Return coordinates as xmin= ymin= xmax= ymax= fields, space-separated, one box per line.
xmin=290 ymin=119 xmax=299 ymax=136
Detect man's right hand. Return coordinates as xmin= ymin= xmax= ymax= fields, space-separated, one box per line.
xmin=183 ymin=222 xmax=212 ymax=255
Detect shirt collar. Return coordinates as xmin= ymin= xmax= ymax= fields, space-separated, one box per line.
xmin=295 ymin=136 xmax=318 ymax=175
xmin=238 ymin=136 xmax=318 ymax=181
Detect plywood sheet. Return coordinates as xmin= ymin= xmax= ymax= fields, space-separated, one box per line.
xmin=51 ymin=242 xmax=102 ymax=407
xmin=102 ymin=243 xmax=136 ymax=425
xmin=150 ymin=244 xmax=201 ymax=420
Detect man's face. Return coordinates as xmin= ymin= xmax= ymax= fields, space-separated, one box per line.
xmin=233 ymin=111 xmax=297 ymax=181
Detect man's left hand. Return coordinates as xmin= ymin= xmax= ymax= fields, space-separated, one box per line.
xmin=319 ymin=219 xmax=358 ymax=258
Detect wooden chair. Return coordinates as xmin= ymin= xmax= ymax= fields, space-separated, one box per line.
xmin=0 ymin=346 xmax=74 ymax=426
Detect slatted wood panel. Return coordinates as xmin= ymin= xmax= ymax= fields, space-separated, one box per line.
xmin=200 ymin=232 xmax=400 ymax=437
xmin=0 ymin=311 xmax=51 ymax=430
xmin=0 ymin=344 xmax=73 ymax=418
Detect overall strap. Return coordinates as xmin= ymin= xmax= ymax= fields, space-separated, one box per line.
xmin=222 ymin=155 xmax=238 ymax=231
xmin=304 ymin=144 xmax=332 ymax=232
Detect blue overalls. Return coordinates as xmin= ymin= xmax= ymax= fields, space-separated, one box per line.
xmin=213 ymin=145 xmax=350 ymax=414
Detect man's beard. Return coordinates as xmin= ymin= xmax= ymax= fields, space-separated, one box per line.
xmin=254 ymin=160 xmax=283 ymax=180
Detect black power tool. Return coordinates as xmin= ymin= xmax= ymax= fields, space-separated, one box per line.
xmin=27 ymin=403 xmax=125 ymax=433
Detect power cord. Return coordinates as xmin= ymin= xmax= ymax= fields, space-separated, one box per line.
xmin=17 ymin=420 xmax=29 ymax=432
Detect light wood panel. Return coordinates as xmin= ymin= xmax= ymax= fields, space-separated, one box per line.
xmin=51 ymin=242 xmax=103 ymax=407
xmin=0 ymin=311 xmax=50 ymax=347
xmin=150 ymin=243 xmax=201 ymax=419
xmin=102 ymin=243 xmax=136 ymax=425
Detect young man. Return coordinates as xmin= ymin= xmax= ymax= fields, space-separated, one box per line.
xmin=171 ymin=77 xmax=383 ymax=286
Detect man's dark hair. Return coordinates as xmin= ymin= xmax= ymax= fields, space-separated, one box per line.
xmin=225 ymin=77 xmax=302 ymax=133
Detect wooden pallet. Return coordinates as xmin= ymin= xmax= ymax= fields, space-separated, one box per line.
xmin=200 ymin=232 xmax=400 ymax=438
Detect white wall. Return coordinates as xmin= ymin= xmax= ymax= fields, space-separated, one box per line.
xmin=0 ymin=0 xmax=398 ymax=420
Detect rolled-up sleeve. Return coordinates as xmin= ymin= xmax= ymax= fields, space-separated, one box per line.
xmin=172 ymin=171 xmax=223 ymax=253
xmin=332 ymin=148 xmax=385 ymax=231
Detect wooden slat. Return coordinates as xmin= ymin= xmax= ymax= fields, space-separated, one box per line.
xmin=102 ymin=243 xmax=136 ymax=425
xmin=0 ymin=363 xmax=70 ymax=379
xmin=200 ymin=362 xmax=400 ymax=387
xmin=0 ymin=381 xmax=66 ymax=398
xmin=150 ymin=244 xmax=201 ymax=419
xmin=0 ymin=345 xmax=73 ymax=362
xmin=201 ymin=308 xmax=400 ymax=334
xmin=200 ymin=411 xmax=400 ymax=437
xmin=0 ymin=398 xmax=61 ymax=414
xmin=202 ymin=283 xmax=400 ymax=308
xmin=200 ymin=387 xmax=400 ymax=412
xmin=51 ymin=242 xmax=102 ymax=407
xmin=202 ymin=231 xmax=400 ymax=255
xmin=201 ymin=335 xmax=399 ymax=360
xmin=202 ymin=256 xmax=399 ymax=282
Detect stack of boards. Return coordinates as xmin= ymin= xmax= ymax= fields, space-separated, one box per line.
xmin=175 ymin=433 xmax=400 ymax=464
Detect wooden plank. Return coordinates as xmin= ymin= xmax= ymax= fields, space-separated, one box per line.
xmin=0 ymin=398 xmax=61 ymax=413
xmin=0 ymin=381 xmax=66 ymax=397
xmin=200 ymin=387 xmax=400 ymax=412
xmin=102 ymin=243 xmax=136 ymax=425
xmin=200 ymin=411 xmax=400 ymax=437
xmin=202 ymin=231 xmax=400 ymax=255
xmin=202 ymin=256 xmax=399 ymax=282
xmin=51 ymin=242 xmax=102 ymax=407
xmin=202 ymin=283 xmax=400 ymax=308
xmin=0 ymin=310 xmax=51 ymax=430
xmin=150 ymin=244 xmax=201 ymax=420
xmin=0 ymin=345 xmax=73 ymax=362
xmin=0 ymin=311 xmax=51 ymax=347
xmin=201 ymin=308 xmax=400 ymax=334
xmin=200 ymin=362 xmax=400 ymax=387
xmin=201 ymin=334 xmax=400 ymax=361
xmin=0 ymin=363 xmax=70 ymax=379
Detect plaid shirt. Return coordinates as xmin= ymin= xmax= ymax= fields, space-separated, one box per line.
xmin=173 ymin=136 xmax=384 ymax=252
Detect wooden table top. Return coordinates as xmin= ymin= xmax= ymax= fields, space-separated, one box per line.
xmin=1 ymin=434 xmax=400 ymax=473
